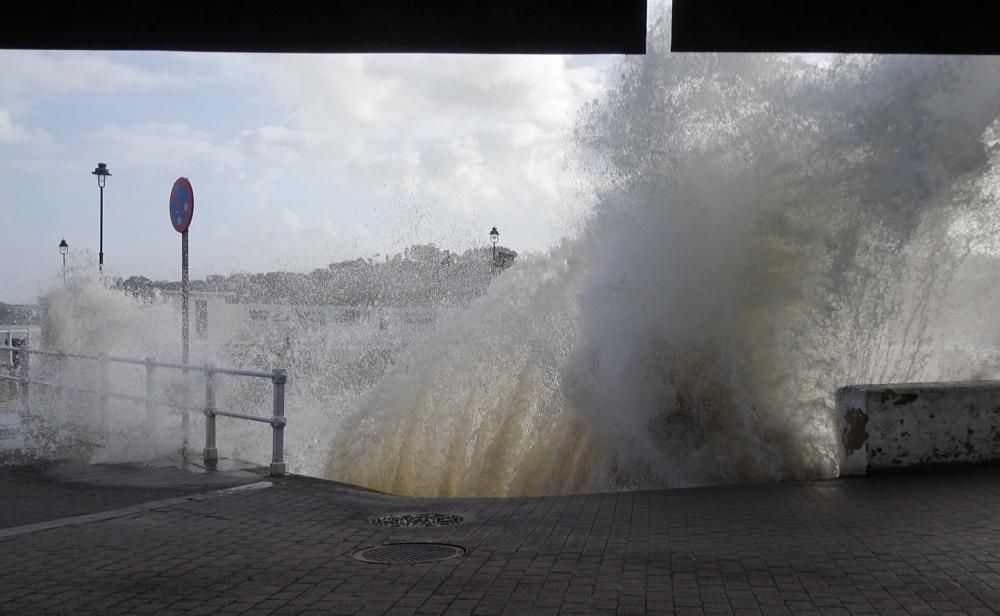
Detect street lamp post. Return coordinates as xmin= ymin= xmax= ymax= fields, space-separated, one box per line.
xmin=58 ymin=239 xmax=68 ymax=286
xmin=92 ymin=162 xmax=111 ymax=272
xmin=489 ymin=226 xmax=499 ymax=267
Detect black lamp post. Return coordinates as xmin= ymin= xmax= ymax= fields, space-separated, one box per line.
xmin=58 ymin=239 xmax=68 ymax=286
xmin=92 ymin=162 xmax=111 ymax=272
xmin=489 ymin=226 xmax=499 ymax=263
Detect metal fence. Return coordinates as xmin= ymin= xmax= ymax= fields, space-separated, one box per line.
xmin=1 ymin=330 xmax=32 ymax=404
xmin=0 ymin=345 xmax=288 ymax=475
xmin=2 ymin=329 xmax=31 ymax=367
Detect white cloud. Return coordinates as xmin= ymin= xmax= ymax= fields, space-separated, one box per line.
xmin=90 ymin=122 xmax=244 ymax=173
xmin=280 ymin=208 xmax=301 ymax=231
xmin=0 ymin=51 xmax=188 ymax=100
xmin=0 ymin=51 xmax=619 ymax=302
xmin=236 ymin=125 xmax=313 ymax=165
xmin=215 ymin=214 xmax=358 ymax=274
xmin=202 ymin=53 xmax=610 ymax=250
xmin=0 ymin=108 xmax=51 ymax=145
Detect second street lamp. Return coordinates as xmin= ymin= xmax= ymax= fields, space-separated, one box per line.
xmin=489 ymin=226 xmax=499 ymax=265
xmin=58 ymin=239 xmax=68 ymax=286
xmin=92 ymin=162 xmax=111 ymax=272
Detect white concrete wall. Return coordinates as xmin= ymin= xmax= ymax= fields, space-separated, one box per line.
xmin=838 ymin=381 xmax=1000 ymax=475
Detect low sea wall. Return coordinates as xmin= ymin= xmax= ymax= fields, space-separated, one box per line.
xmin=838 ymin=381 xmax=1000 ymax=475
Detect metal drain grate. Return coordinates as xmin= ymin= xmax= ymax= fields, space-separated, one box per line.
xmin=369 ymin=512 xmax=464 ymax=528
xmin=352 ymin=543 xmax=466 ymax=564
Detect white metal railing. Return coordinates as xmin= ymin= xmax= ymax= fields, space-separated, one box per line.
xmin=1 ymin=329 xmax=32 ymax=368
xmin=0 ymin=344 xmax=288 ymax=475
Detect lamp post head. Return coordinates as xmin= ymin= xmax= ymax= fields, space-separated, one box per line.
xmin=92 ymin=162 xmax=111 ymax=187
xmin=489 ymin=226 xmax=499 ymax=245
xmin=58 ymin=239 xmax=68 ymax=255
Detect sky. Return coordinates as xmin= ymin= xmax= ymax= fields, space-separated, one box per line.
xmin=0 ymin=48 xmax=626 ymax=303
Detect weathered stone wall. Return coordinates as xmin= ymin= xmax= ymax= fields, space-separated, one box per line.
xmin=837 ymin=382 xmax=1000 ymax=475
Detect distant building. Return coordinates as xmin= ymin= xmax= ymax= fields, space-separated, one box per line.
xmin=0 ymin=303 xmax=40 ymax=326
xmin=494 ymin=247 xmax=517 ymax=270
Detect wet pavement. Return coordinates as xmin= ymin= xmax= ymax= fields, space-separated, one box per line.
xmin=1 ymin=459 xmax=1000 ymax=615
xmin=0 ymin=460 xmax=260 ymax=530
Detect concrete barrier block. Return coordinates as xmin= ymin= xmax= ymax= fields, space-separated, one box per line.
xmin=836 ymin=381 xmax=1000 ymax=475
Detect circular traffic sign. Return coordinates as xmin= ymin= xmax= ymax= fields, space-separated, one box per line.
xmin=169 ymin=177 xmax=195 ymax=233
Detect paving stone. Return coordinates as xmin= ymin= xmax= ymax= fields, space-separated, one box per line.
xmin=2 ymin=462 xmax=1000 ymax=614
xmin=0 ymin=461 xmax=258 ymax=529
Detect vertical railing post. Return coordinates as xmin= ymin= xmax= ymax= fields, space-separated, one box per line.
xmin=5 ymin=331 xmax=14 ymax=405
xmin=203 ymin=365 xmax=218 ymax=468
xmin=145 ymin=357 xmax=156 ymax=436
xmin=4 ymin=331 xmax=12 ymax=403
xmin=181 ymin=375 xmax=190 ymax=459
xmin=98 ymin=352 xmax=109 ymax=432
xmin=19 ymin=346 xmax=30 ymax=416
xmin=270 ymin=368 xmax=287 ymax=476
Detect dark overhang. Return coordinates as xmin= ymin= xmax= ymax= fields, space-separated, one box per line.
xmin=1 ymin=0 xmax=646 ymax=54
xmin=672 ymin=1 xmax=1000 ymax=54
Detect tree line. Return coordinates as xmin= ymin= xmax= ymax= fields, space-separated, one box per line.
xmin=115 ymin=243 xmax=517 ymax=307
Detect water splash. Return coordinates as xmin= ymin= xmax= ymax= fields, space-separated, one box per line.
xmin=28 ymin=31 xmax=1000 ymax=496
xmin=327 ymin=247 xmax=600 ymax=496
xmin=327 ymin=43 xmax=1000 ymax=493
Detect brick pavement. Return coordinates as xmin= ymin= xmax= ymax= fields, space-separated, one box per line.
xmin=1 ymin=462 xmax=1000 ymax=615
xmin=0 ymin=461 xmax=259 ymax=529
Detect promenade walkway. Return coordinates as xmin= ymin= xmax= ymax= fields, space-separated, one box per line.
xmin=1 ymin=459 xmax=999 ymax=615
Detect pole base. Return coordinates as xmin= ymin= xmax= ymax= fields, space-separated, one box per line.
xmin=203 ymin=447 xmax=219 ymax=466
xmin=269 ymin=461 xmax=286 ymax=476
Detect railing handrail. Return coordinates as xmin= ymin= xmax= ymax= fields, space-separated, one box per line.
xmin=2 ymin=332 xmax=31 ymax=370
xmin=4 ymin=344 xmax=288 ymax=476
xmin=0 ymin=345 xmax=274 ymax=379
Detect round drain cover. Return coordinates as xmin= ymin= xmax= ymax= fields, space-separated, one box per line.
xmin=352 ymin=543 xmax=466 ymax=564
xmin=369 ymin=513 xmax=464 ymax=528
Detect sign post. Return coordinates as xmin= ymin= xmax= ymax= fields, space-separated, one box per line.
xmin=182 ymin=232 xmax=189 ymax=361
xmin=169 ymin=177 xmax=195 ymax=453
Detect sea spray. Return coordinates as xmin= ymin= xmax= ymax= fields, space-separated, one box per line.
xmin=29 ymin=32 xmax=1000 ymax=495
xmin=566 ymin=39 xmax=1000 ymax=486
xmin=32 ymin=276 xmax=195 ymax=462
xmin=327 ymin=247 xmax=600 ymax=496
xmin=33 ymin=271 xmax=415 ymax=474
xmin=327 ymin=45 xmax=1000 ymax=493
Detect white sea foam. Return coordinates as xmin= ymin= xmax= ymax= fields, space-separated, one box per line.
xmin=29 ymin=25 xmax=1000 ymax=496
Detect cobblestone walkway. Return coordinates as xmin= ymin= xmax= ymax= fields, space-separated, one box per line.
xmin=1 ymin=462 xmax=999 ymax=615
